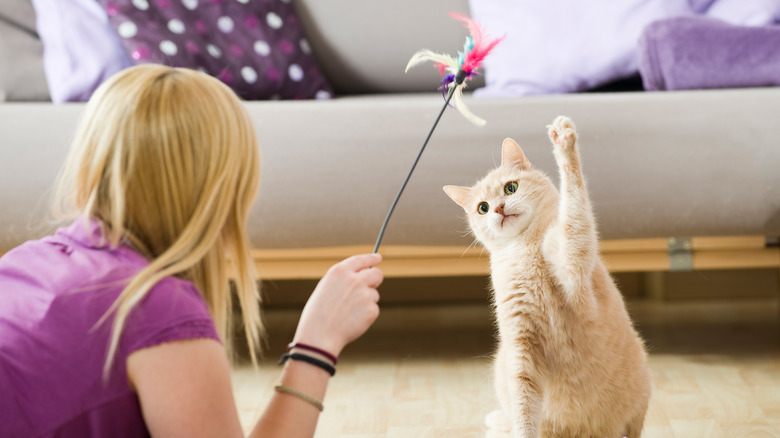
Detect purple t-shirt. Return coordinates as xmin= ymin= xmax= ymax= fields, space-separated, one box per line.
xmin=0 ymin=219 xmax=220 ymax=437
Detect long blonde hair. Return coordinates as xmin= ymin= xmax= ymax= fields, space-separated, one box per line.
xmin=53 ymin=64 xmax=263 ymax=376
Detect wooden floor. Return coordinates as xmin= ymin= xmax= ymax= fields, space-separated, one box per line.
xmin=231 ymin=299 xmax=780 ymax=437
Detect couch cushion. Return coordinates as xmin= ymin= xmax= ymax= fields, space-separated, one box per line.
xmin=4 ymin=90 xmax=779 ymax=252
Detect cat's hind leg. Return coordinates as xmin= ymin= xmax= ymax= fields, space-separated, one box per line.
xmin=624 ymin=408 xmax=646 ymax=438
xmin=543 ymin=116 xmax=598 ymax=307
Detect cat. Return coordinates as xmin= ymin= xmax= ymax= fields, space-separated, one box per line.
xmin=444 ymin=116 xmax=651 ymax=438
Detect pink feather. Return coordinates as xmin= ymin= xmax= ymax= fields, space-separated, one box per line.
xmin=447 ymin=12 xmax=504 ymax=75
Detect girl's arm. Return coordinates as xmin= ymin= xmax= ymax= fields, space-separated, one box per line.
xmin=128 ymin=253 xmax=383 ymax=438
xmin=128 ymin=339 xmax=331 ymax=438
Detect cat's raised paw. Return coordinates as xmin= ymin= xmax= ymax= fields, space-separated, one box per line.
xmin=547 ymin=116 xmax=577 ymax=151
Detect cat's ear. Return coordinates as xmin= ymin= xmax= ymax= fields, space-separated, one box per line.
xmin=501 ymin=138 xmax=532 ymax=170
xmin=443 ymin=185 xmax=472 ymax=208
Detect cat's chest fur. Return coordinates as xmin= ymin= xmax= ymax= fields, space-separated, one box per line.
xmin=488 ymin=238 xmax=582 ymax=367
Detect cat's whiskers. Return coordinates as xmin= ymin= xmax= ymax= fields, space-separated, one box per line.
xmin=514 ymin=179 xmax=539 ymax=201
xmin=459 ymin=230 xmax=474 ymax=239
xmin=518 ymin=177 xmax=535 ymax=193
xmin=512 ymin=186 xmax=542 ymax=206
xmin=461 ymin=238 xmax=481 ymax=257
xmin=457 ymin=216 xmax=475 ymax=239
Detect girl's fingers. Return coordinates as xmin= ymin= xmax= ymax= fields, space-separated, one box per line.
xmin=341 ymin=253 xmax=383 ymax=272
xmin=359 ymin=266 xmax=384 ymax=289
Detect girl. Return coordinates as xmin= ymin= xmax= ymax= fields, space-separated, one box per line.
xmin=0 ymin=64 xmax=384 ymax=437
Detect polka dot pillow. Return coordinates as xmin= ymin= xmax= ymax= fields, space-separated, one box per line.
xmin=99 ymin=0 xmax=333 ymax=100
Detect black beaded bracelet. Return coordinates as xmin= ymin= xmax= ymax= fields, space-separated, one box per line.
xmin=278 ymin=352 xmax=336 ymax=377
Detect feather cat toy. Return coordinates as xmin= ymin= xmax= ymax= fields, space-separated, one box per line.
xmin=373 ymin=12 xmax=503 ymax=252
xmin=406 ymin=12 xmax=503 ymax=126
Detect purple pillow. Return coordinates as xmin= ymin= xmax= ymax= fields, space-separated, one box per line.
xmin=32 ymin=0 xmax=134 ymax=103
xmin=99 ymin=0 xmax=333 ymax=100
xmin=638 ymin=16 xmax=780 ymax=91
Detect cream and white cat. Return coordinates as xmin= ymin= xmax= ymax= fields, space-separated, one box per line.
xmin=444 ymin=117 xmax=651 ymax=438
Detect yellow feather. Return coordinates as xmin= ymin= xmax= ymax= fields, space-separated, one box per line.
xmin=450 ymin=84 xmax=486 ymax=126
xmin=405 ymin=50 xmax=457 ymax=73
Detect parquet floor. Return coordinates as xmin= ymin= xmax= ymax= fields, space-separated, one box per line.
xmin=232 ymin=299 xmax=780 ymax=437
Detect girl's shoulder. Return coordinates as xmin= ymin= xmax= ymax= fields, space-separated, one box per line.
xmin=0 ymin=218 xmax=219 ymax=352
xmin=0 ymin=219 xmax=147 ymax=292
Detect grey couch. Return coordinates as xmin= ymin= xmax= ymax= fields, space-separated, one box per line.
xmin=2 ymin=0 xmax=780 ymax=278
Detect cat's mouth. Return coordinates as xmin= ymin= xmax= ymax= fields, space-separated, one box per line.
xmin=500 ymin=213 xmax=520 ymax=225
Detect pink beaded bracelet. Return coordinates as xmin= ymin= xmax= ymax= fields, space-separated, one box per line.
xmin=286 ymin=342 xmax=338 ymax=365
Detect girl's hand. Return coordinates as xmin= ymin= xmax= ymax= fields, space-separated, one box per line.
xmin=292 ymin=253 xmax=383 ymax=358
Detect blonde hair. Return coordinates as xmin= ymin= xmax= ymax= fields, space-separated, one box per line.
xmin=53 ymin=64 xmax=263 ymax=376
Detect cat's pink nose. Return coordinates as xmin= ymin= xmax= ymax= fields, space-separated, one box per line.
xmin=494 ymin=203 xmax=505 ymax=215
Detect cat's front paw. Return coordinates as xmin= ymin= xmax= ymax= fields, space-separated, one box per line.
xmin=546 ymin=116 xmax=577 ymax=153
xmin=485 ymin=409 xmax=512 ymax=432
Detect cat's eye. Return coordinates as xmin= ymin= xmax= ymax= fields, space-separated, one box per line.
xmin=504 ymin=181 xmax=518 ymax=195
xmin=478 ymin=202 xmax=489 ymax=215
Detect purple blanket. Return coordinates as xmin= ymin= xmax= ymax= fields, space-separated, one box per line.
xmin=639 ymin=16 xmax=780 ymax=91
